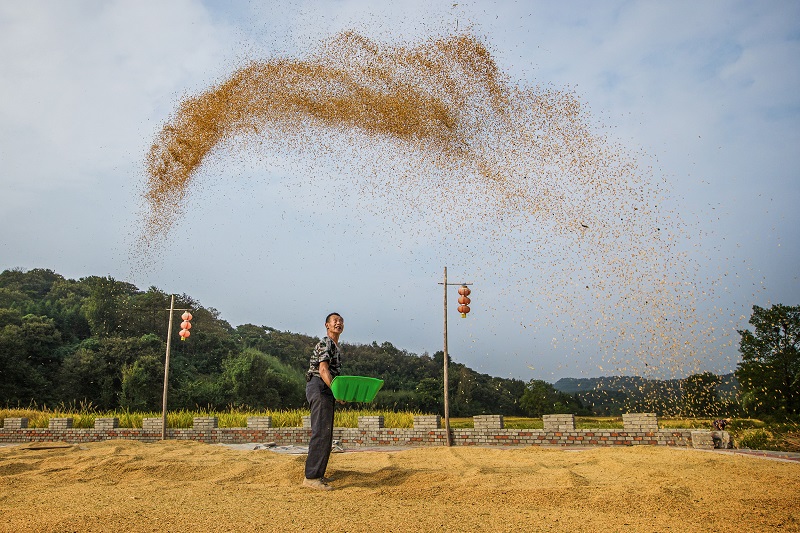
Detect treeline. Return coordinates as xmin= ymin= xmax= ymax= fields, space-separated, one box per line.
xmin=0 ymin=268 xmax=530 ymax=415
xmin=1 ymin=268 xmax=740 ymax=417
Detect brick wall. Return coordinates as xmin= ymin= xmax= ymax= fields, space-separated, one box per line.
xmin=0 ymin=414 xmax=701 ymax=448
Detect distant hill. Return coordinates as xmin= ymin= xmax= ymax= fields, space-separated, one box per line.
xmin=554 ymin=374 xmax=738 ymax=396
xmin=553 ymin=374 xmax=739 ymax=416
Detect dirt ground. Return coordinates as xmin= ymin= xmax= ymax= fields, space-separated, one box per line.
xmin=1 ymin=440 xmax=798 ymax=532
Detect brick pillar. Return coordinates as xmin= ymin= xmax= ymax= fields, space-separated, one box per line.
xmin=3 ymin=417 xmax=28 ymax=429
xmin=358 ymin=416 xmax=384 ymax=429
xmin=142 ymin=418 xmax=163 ymax=431
xmin=193 ymin=417 xmax=218 ymax=430
xmin=94 ymin=418 xmax=119 ymax=430
xmin=473 ymin=414 xmax=504 ymax=429
xmin=302 ymin=416 xmax=311 ymax=429
xmin=49 ymin=418 xmax=73 ymax=429
xmin=543 ymin=414 xmax=575 ymax=432
xmin=413 ymin=415 xmax=441 ymax=429
xmin=247 ymin=416 xmax=273 ymax=429
xmin=622 ymin=413 xmax=658 ymax=432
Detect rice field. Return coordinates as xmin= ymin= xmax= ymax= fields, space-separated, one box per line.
xmin=0 ymin=406 xmax=419 ymax=429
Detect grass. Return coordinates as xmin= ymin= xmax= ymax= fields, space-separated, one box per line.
xmin=0 ymin=406 xmax=419 ymax=429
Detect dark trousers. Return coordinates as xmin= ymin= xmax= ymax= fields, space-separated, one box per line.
xmin=305 ymin=376 xmax=335 ymax=479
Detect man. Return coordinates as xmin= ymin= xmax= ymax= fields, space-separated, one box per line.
xmin=303 ymin=312 xmax=344 ymax=490
xmin=712 ymin=418 xmax=731 ymax=431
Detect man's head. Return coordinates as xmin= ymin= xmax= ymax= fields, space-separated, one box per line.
xmin=325 ymin=312 xmax=344 ymax=337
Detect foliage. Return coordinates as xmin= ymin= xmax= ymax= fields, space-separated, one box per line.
xmin=0 ymin=267 xmax=790 ymax=421
xmin=736 ymin=304 xmax=800 ymax=417
xmin=519 ymin=379 xmax=590 ymax=417
xmin=218 ymin=348 xmax=306 ymax=410
xmin=120 ymin=354 xmax=164 ymax=411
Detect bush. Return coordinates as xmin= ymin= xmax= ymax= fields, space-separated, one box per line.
xmin=736 ymin=428 xmax=774 ymax=450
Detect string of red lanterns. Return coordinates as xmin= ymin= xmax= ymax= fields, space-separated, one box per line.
xmin=179 ymin=311 xmax=193 ymax=341
xmin=457 ymin=285 xmax=471 ymax=318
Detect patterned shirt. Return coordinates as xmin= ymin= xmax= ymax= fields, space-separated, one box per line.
xmin=306 ymin=336 xmax=342 ymax=381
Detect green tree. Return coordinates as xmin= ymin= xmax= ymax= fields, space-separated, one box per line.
xmin=121 ymin=355 xmax=164 ymax=411
xmin=736 ymin=304 xmax=800 ymax=417
xmin=0 ymin=308 xmax=23 ymax=329
xmin=58 ymin=334 xmax=163 ymax=409
xmin=520 ymin=379 xmax=586 ymax=417
xmin=81 ymin=276 xmax=136 ymax=337
xmin=415 ymin=377 xmax=442 ymax=413
xmin=219 ymin=349 xmax=305 ymax=409
xmin=0 ymin=323 xmax=50 ymax=404
xmin=0 ymin=268 xmax=63 ymax=299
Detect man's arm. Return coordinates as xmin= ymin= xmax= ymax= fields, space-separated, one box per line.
xmin=318 ymin=361 xmax=333 ymax=388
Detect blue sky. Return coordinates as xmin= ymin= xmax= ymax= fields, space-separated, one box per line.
xmin=1 ymin=1 xmax=798 ymax=382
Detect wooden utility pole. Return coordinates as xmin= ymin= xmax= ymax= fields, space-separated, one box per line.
xmin=443 ymin=267 xmax=451 ymax=446
xmin=440 ymin=267 xmax=473 ymax=447
xmin=161 ymin=295 xmax=175 ymax=440
xmin=161 ymin=296 xmax=192 ymax=440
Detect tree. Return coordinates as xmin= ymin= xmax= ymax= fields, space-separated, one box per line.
xmin=0 ymin=323 xmax=50 ymax=404
xmin=57 ymin=334 xmax=163 ymax=409
xmin=520 ymin=379 xmax=587 ymax=417
xmin=120 ymin=355 xmax=164 ymax=411
xmin=414 ymin=377 xmax=441 ymax=413
xmin=81 ymin=276 xmax=135 ymax=337
xmin=219 ymin=349 xmax=305 ymax=409
xmin=736 ymin=304 xmax=800 ymax=417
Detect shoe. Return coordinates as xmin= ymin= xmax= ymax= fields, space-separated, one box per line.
xmin=303 ymin=477 xmax=333 ymax=490
xmin=321 ymin=476 xmax=334 ymax=483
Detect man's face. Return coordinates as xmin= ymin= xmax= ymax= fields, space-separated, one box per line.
xmin=326 ymin=315 xmax=344 ymax=335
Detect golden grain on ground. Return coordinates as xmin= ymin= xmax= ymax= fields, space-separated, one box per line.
xmin=1 ymin=441 xmax=798 ymax=532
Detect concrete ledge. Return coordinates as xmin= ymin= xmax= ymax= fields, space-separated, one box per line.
xmin=691 ymin=430 xmax=715 ymax=450
xmin=712 ymin=430 xmax=733 ymax=449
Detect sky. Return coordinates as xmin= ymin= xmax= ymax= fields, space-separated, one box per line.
xmin=1 ymin=1 xmax=798 ymax=382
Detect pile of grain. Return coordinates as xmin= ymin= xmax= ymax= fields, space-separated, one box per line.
xmin=2 ymin=440 xmax=798 ymax=532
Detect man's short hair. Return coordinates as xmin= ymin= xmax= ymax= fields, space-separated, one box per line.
xmin=325 ymin=312 xmax=343 ymax=324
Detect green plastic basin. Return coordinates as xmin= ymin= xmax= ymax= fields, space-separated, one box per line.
xmin=330 ymin=376 xmax=384 ymax=402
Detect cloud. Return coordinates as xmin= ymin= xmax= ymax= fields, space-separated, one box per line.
xmin=0 ymin=1 xmax=235 ymax=194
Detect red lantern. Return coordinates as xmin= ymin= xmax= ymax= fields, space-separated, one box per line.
xmin=457 ymin=286 xmax=472 ymax=318
xmin=180 ymin=311 xmax=193 ymax=341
